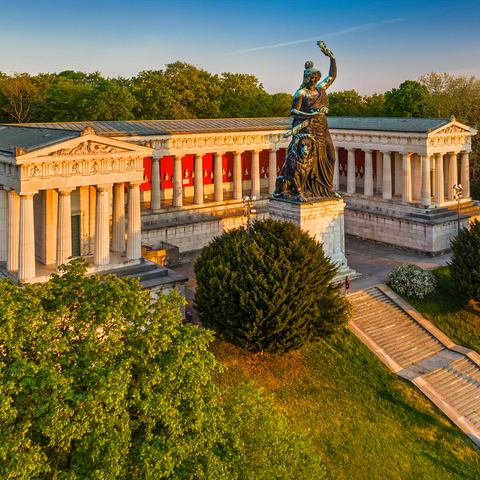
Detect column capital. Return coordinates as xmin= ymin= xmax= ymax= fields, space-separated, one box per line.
xmin=151 ymin=153 xmax=162 ymax=160
xmin=56 ymin=187 xmax=76 ymax=196
xmin=215 ymin=152 xmax=224 ymax=157
xmin=252 ymin=149 xmax=262 ymax=154
xmin=234 ymin=151 xmax=244 ymax=156
xmin=402 ymin=152 xmax=413 ymax=157
xmin=96 ymin=184 xmax=112 ymax=192
xmin=363 ymin=149 xmax=373 ymax=154
xmin=194 ymin=153 xmax=204 ymax=159
xmin=380 ymin=150 xmax=392 ymax=155
xmin=269 ymin=148 xmax=279 ymax=153
xmin=447 ymin=151 xmax=460 ymax=156
xmin=347 ymin=147 xmax=356 ymax=152
xmin=128 ymin=181 xmax=143 ymax=189
xmin=19 ymin=191 xmax=38 ymax=198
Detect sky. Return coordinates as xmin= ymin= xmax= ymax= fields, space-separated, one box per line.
xmin=1 ymin=0 xmax=480 ymax=96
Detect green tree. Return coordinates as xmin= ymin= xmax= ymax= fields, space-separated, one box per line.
xmin=449 ymin=220 xmax=480 ymax=303
xmin=130 ymin=70 xmax=176 ymax=120
xmin=194 ymin=219 xmax=351 ymax=354
xmin=327 ymin=89 xmax=367 ymax=116
xmin=383 ymin=80 xmax=437 ymax=117
xmin=0 ymin=258 xmax=325 ymax=479
xmin=269 ymin=92 xmax=293 ymax=117
xmin=363 ymin=92 xmax=385 ymax=116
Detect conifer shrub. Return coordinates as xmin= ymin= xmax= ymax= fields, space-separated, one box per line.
xmin=449 ymin=219 xmax=480 ymax=303
xmin=194 ymin=219 xmax=352 ymax=354
xmin=388 ymin=264 xmax=436 ymax=299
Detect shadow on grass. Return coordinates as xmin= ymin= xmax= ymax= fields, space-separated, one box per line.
xmin=420 ymin=452 xmax=478 ymax=480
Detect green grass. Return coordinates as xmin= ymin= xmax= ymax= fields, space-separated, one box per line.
xmin=211 ymin=330 xmax=480 ymax=479
xmin=399 ymin=266 xmax=480 ymax=353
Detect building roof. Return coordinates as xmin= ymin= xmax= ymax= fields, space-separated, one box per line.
xmin=2 ymin=116 xmax=459 ymax=138
xmin=0 ymin=126 xmax=79 ymax=155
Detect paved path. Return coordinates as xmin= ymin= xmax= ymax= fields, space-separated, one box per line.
xmin=350 ymin=285 xmax=480 ymax=447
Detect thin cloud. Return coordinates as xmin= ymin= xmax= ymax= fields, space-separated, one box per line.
xmin=221 ymin=18 xmax=406 ymax=55
xmin=448 ymin=67 xmax=480 ymax=76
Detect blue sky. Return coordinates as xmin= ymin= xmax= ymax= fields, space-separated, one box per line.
xmin=1 ymin=0 xmax=480 ymax=95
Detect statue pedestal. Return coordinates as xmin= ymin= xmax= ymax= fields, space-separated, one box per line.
xmin=268 ymin=197 xmax=360 ymax=284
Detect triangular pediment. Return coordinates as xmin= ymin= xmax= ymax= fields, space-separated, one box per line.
xmin=430 ymin=121 xmax=476 ymax=135
xmin=17 ymin=133 xmax=153 ymax=161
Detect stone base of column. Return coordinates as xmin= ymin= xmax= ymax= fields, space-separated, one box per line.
xmin=268 ymin=197 xmax=360 ymax=284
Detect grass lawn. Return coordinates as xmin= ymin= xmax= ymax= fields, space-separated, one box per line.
xmin=399 ymin=266 xmax=480 ymax=353
xmin=211 ymin=329 xmax=480 ymax=479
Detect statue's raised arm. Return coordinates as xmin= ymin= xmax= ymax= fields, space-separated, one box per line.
xmin=316 ymin=41 xmax=336 ymax=90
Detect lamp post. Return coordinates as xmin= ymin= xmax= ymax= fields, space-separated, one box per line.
xmin=453 ymin=184 xmax=463 ymax=234
xmin=243 ymin=195 xmax=256 ymax=235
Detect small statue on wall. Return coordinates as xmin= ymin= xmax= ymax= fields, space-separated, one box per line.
xmin=203 ymin=169 xmax=208 ymax=177
xmin=184 ymin=168 xmax=189 ymax=179
xmin=163 ymin=173 xmax=169 ymax=181
xmin=209 ymin=171 xmax=214 ymax=179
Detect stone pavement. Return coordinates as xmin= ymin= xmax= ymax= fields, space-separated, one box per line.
xmin=174 ymin=237 xmax=453 ymax=316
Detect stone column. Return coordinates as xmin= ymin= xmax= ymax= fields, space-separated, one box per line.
xmin=268 ymin=149 xmax=278 ymax=195
xmin=94 ymin=184 xmax=111 ymax=266
xmin=251 ymin=150 xmax=261 ymax=197
xmin=173 ymin=155 xmax=183 ymax=207
xmin=421 ymin=155 xmax=431 ymax=206
xmin=461 ymin=151 xmax=470 ymax=198
xmin=18 ymin=193 xmax=36 ymax=281
xmin=431 ymin=159 xmax=436 ymax=197
xmin=382 ymin=151 xmax=392 ymax=199
xmin=333 ymin=148 xmax=340 ymax=191
xmin=193 ymin=153 xmax=204 ymax=204
xmin=376 ymin=152 xmax=383 ymax=194
xmin=364 ymin=150 xmax=373 ymax=196
xmin=435 ymin=154 xmax=444 ymax=205
xmin=127 ymin=182 xmax=142 ymax=260
xmin=0 ymin=187 xmax=8 ymax=262
xmin=443 ymin=155 xmax=449 ymax=194
xmin=214 ymin=152 xmax=223 ymax=202
xmin=56 ymin=187 xmax=75 ymax=269
xmin=347 ymin=148 xmax=356 ymax=194
xmin=7 ymin=189 xmax=20 ymax=272
xmin=150 ymin=156 xmax=161 ymax=210
xmin=448 ymin=152 xmax=458 ymax=201
xmin=233 ymin=151 xmax=243 ymax=199
xmin=402 ymin=153 xmax=412 ymax=203
xmin=111 ymin=182 xmax=126 ymax=253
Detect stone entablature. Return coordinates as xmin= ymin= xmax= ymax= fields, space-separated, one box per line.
xmin=0 ymin=133 xmax=152 ymax=195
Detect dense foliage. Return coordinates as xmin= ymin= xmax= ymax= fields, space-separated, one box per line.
xmin=388 ymin=264 xmax=436 ymax=299
xmin=194 ymin=219 xmax=352 ymax=354
xmin=449 ymin=220 xmax=480 ymax=304
xmin=0 ymin=259 xmax=325 ymax=479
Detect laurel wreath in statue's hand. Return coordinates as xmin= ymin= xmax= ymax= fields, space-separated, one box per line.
xmin=317 ymin=41 xmax=333 ymax=58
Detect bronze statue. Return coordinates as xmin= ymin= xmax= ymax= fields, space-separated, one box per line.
xmin=274 ymin=41 xmax=337 ymax=202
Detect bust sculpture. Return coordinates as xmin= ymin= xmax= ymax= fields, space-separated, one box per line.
xmin=274 ymin=41 xmax=337 ymax=202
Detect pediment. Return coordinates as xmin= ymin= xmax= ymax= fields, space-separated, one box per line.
xmin=430 ymin=121 xmax=476 ymax=135
xmin=49 ymin=140 xmax=129 ymax=156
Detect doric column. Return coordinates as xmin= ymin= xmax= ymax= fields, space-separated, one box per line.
xmin=402 ymin=153 xmax=412 ymax=203
xmin=443 ymin=155 xmax=449 ymax=194
xmin=251 ymin=150 xmax=261 ymax=197
xmin=233 ymin=151 xmax=243 ymax=199
xmin=150 ymin=155 xmax=161 ymax=210
xmin=0 ymin=187 xmax=7 ymax=262
xmin=94 ymin=184 xmax=111 ymax=266
xmin=173 ymin=155 xmax=183 ymax=207
xmin=347 ymin=148 xmax=356 ymax=194
xmin=7 ymin=189 xmax=20 ymax=272
xmin=376 ymin=152 xmax=383 ymax=194
xmin=214 ymin=152 xmax=223 ymax=202
xmin=193 ymin=153 xmax=204 ymax=204
xmin=56 ymin=187 xmax=75 ymax=269
xmin=268 ymin=149 xmax=278 ymax=195
xmin=461 ymin=151 xmax=470 ymax=198
xmin=111 ymin=182 xmax=126 ymax=253
xmin=364 ymin=150 xmax=373 ymax=196
xmin=434 ymin=154 xmax=444 ymax=205
xmin=382 ymin=151 xmax=392 ymax=199
xmin=127 ymin=181 xmax=142 ymax=260
xmin=448 ymin=152 xmax=458 ymax=201
xmin=333 ymin=147 xmax=340 ymax=191
xmin=18 ymin=193 xmax=36 ymax=281
xmin=421 ymin=155 xmax=431 ymax=206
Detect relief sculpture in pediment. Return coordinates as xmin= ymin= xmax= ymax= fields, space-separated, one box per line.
xmin=443 ymin=125 xmax=467 ymax=134
xmin=51 ymin=141 xmax=127 ymax=156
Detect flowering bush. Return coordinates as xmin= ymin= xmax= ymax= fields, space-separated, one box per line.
xmin=388 ymin=264 xmax=436 ymax=299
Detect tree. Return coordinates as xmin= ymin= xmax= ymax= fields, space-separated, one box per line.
xmin=0 ymin=72 xmax=48 ymax=123
xmin=327 ymin=90 xmax=368 ymax=116
xmin=269 ymin=92 xmax=293 ymax=117
xmin=194 ymin=219 xmax=352 ymax=354
xmin=383 ymin=80 xmax=437 ymax=118
xmin=0 ymin=258 xmax=325 ymax=479
xmin=449 ymin=220 xmax=480 ymax=303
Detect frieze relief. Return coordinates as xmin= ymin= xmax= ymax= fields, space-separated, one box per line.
xmin=50 ymin=141 xmax=128 ymax=156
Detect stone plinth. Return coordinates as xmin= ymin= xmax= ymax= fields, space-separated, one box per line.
xmin=268 ymin=197 xmax=359 ymax=283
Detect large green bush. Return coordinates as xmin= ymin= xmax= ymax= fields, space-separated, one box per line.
xmin=449 ymin=219 xmax=480 ymax=303
xmin=388 ymin=264 xmax=436 ymax=299
xmin=194 ymin=219 xmax=352 ymax=354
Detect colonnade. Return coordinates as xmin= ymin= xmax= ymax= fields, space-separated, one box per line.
xmin=334 ymin=147 xmax=470 ymax=206
xmin=149 ymin=148 xmax=280 ymax=210
xmin=0 ymin=181 xmax=143 ymax=282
